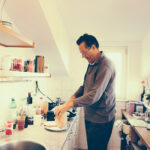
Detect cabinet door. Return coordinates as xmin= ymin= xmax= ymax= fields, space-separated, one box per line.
xmin=62 ymin=129 xmax=74 ymax=150
xmin=72 ymin=120 xmax=78 ymax=149
xmin=61 ymin=140 xmax=69 ymax=150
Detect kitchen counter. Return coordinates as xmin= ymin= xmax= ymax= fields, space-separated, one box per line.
xmin=0 ymin=116 xmax=78 ymax=150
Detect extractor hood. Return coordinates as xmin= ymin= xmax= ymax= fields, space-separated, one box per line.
xmin=0 ymin=20 xmax=35 ymax=48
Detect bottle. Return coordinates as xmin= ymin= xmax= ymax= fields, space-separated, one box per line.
xmin=40 ymin=97 xmax=44 ymax=115
xmin=8 ymin=98 xmax=17 ymax=129
xmin=141 ymin=86 xmax=145 ymax=102
xmin=40 ymin=97 xmax=43 ymax=106
xmin=18 ymin=98 xmax=26 ymax=108
xmin=32 ymin=94 xmax=37 ymax=108
xmin=43 ymin=99 xmax=49 ymax=115
xmin=26 ymin=92 xmax=34 ymax=125
xmin=24 ymin=116 xmax=28 ymax=128
xmin=27 ymin=92 xmax=32 ymax=104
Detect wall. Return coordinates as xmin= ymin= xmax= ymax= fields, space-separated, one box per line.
xmin=142 ymin=32 xmax=150 ymax=78
xmin=39 ymin=0 xmax=71 ymax=75
xmin=0 ymin=47 xmax=51 ymax=123
xmin=126 ymin=42 xmax=142 ymax=100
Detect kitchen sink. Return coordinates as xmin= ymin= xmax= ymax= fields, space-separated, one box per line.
xmin=0 ymin=141 xmax=46 ymax=150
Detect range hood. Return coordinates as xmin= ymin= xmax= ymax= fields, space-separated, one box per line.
xmin=0 ymin=20 xmax=35 ymax=48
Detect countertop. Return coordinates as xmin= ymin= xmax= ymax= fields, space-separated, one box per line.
xmin=0 ymin=116 xmax=77 ymax=150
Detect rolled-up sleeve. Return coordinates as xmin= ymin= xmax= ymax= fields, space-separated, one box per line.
xmin=73 ymin=65 xmax=112 ymax=107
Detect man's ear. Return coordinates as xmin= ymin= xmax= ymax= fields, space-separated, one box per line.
xmin=92 ymin=44 xmax=96 ymax=50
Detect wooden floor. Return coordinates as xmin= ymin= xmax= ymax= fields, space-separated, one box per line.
xmin=108 ymin=125 xmax=121 ymax=150
xmin=77 ymin=125 xmax=121 ymax=150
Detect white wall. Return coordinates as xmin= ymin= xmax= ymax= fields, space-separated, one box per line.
xmin=142 ymin=32 xmax=150 ymax=78
xmin=126 ymin=42 xmax=142 ymax=100
xmin=39 ymin=0 xmax=71 ymax=74
xmin=0 ymin=47 xmax=51 ymax=123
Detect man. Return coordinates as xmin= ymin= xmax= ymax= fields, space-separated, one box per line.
xmin=55 ymin=34 xmax=116 ymax=150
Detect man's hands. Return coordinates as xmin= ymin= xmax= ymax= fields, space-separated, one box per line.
xmin=54 ymin=100 xmax=74 ymax=118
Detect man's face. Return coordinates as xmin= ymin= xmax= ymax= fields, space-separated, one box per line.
xmin=78 ymin=42 xmax=95 ymax=64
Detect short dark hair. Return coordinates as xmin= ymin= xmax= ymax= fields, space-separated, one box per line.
xmin=76 ymin=34 xmax=99 ymax=49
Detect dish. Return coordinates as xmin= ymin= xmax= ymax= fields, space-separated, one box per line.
xmin=44 ymin=121 xmax=69 ymax=132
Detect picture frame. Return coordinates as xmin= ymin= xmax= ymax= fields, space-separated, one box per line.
xmin=134 ymin=103 xmax=145 ymax=113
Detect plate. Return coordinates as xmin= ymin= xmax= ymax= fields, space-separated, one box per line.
xmin=44 ymin=121 xmax=69 ymax=132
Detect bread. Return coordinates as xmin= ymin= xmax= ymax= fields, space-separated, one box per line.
xmin=44 ymin=121 xmax=57 ymax=127
xmin=55 ymin=112 xmax=67 ymax=128
xmin=44 ymin=112 xmax=67 ymax=128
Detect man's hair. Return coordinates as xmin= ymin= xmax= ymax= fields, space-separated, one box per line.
xmin=76 ymin=34 xmax=99 ymax=49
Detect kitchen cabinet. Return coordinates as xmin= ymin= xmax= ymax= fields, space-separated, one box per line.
xmin=62 ymin=117 xmax=78 ymax=150
xmin=62 ymin=108 xmax=88 ymax=150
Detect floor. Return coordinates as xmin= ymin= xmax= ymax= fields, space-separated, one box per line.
xmin=108 ymin=123 xmax=121 ymax=150
xmin=77 ymin=122 xmax=122 ymax=150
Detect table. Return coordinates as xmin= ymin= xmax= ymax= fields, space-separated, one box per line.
xmin=122 ymin=110 xmax=150 ymax=149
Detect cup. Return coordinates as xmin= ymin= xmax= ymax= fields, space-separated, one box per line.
xmin=17 ymin=117 xmax=25 ymax=130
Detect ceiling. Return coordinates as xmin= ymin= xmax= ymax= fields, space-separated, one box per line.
xmin=55 ymin=0 xmax=150 ymax=42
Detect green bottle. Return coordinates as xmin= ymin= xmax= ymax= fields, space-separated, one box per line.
xmin=8 ymin=98 xmax=17 ymax=129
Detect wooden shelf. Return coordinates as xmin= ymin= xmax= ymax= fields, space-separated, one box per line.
xmin=122 ymin=110 xmax=150 ymax=149
xmin=0 ymin=21 xmax=35 ymax=48
xmin=0 ymin=70 xmax=51 ymax=78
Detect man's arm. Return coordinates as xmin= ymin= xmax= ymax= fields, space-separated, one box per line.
xmin=54 ymin=86 xmax=84 ymax=117
xmin=73 ymin=86 xmax=84 ymax=98
xmin=73 ymin=65 xmax=112 ymax=107
xmin=54 ymin=66 xmax=88 ymax=117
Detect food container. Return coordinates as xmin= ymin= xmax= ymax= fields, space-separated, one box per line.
xmin=5 ymin=121 xmax=13 ymax=135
